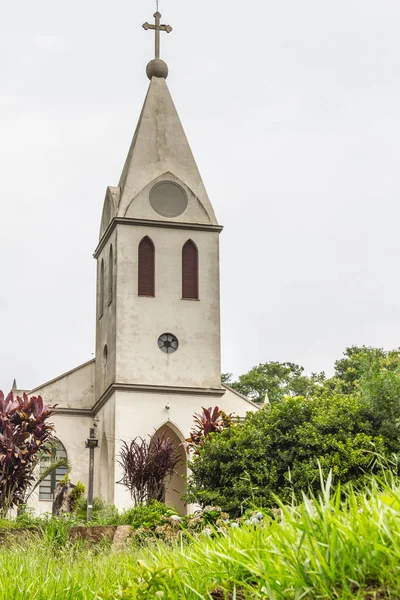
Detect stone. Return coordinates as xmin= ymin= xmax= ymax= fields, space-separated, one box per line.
xmin=69 ymin=525 xmax=117 ymax=544
xmin=112 ymin=525 xmax=133 ymax=550
xmin=146 ymin=58 xmax=168 ymax=79
xmin=52 ymin=482 xmax=76 ymax=516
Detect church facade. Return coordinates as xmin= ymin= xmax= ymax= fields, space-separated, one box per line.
xmin=18 ymin=14 xmax=257 ymax=515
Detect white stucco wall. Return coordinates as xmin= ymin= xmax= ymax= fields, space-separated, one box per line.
xmin=111 ymin=388 xmax=257 ymax=512
xmin=29 ymin=360 xmax=95 ymax=409
xmin=114 ymin=224 xmax=221 ymax=390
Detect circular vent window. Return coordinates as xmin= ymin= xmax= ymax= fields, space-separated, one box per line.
xmin=150 ymin=182 xmax=188 ymax=218
xmin=158 ymin=333 xmax=179 ymax=354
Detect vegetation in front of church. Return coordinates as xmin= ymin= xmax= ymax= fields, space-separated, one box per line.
xmin=0 ymin=474 xmax=400 ymax=598
xmin=117 ymin=434 xmax=182 ymax=505
xmin=0 ymin=391 xmax=56 ymax=516
xmin=187 ymin=346 xmax=400 ymax=515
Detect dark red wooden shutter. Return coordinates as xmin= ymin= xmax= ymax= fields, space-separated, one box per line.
xmin=138 ymin=237 xmax=155 ymax=296
xmin=182 ymin=240 xmax=198 ymax=299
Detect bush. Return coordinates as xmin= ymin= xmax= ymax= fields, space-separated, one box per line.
xmin=187 ymin=393 xmax=387 ymax=515
xmin=120 ymin=500 xmax=177 ymax=529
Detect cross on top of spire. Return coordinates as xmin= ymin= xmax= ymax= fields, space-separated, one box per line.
xmin=143 ymin=11 xmax=172 ymax=61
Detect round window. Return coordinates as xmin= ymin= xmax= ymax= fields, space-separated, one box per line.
xmin=150 ymin=182 xmax=188 ymax=218
xmin=158 ymin=333 xmax=179 ymax=354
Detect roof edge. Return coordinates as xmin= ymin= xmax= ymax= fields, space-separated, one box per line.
xmin=222 ymin=383 xmax=261 ymax=410
xmin=28 ymin=358 xmax=96 ymax=395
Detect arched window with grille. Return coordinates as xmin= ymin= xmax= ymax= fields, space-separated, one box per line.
xmin=138 ymin=236 xmax=155 ymax=297
xmin=108 ymin=245 xmax=114 ymax=305
xmin=99 ymin=258 xmax=105 ymax=318
xmin=182 ymin=240 xmax=199 ymax=300
xmin=39 ymin=440 xmax=68 ymax=501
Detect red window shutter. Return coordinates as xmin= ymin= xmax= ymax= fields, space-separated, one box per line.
xmin=182 ymin=240 xmax=198 ymax=299
xmin=138 ymin=237 xmax=155 ymax=296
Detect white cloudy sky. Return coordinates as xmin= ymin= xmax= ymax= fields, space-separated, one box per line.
xmin=1 ymin=0 xmax=400 ymax=391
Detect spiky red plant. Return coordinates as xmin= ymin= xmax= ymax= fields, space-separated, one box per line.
xmin=117 ymin=433 xmax=182 ymax=506
xmin=185 ymin=407 xmax=234 ymax=454
xmin=0 ymin=390 xmax=56 ymax=515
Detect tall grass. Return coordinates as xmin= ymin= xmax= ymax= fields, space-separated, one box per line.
xmin=0 ymin=475 xmax=399 ymax=598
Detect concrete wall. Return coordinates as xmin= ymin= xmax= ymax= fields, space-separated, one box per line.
xmin=115 ymin=224 xmax=221 ymax=390
xmin=112 ymin=388 xmax=257 ymax=513
xmin=94 ymin=395 xmax=116 ymax=504
xmin=95 ymin=229 xmax=117 ymax=399
xmin=29 ymin=360 xmax=95 ymax=409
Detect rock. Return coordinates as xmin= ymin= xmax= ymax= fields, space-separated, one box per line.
xmin=112 ymin=526 xmax=133 ymax=550
xmin=52 ymin=482 xmax=76 ymax=516
xmin=69 ymin=525 xmax=118 ymax=544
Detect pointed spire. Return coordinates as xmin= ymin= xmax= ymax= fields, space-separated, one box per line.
xmin=12 ymin=379 xmax=17 ymax=390
xmin=116 ymin=77 xmax=218 ymax=225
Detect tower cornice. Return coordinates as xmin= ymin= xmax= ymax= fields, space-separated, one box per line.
xmin=92 ymin=382 xmax=226 ymax=416
xmin=94 ymin=217 xmax=223 ymax=258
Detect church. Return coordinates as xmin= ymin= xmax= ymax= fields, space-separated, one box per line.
xmin=16 ymin=11 xmax=258 ymax=515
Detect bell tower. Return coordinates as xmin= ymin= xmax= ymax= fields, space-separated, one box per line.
xmin=94 ymin=11 xmax=224 ymax=405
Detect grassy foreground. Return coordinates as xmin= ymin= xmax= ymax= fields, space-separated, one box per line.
xmin=1 ymin=476 xmax=400 ymax=599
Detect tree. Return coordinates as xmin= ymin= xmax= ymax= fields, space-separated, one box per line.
xmin=227 ymin=362 xmax=325 ymax=403
xmin=0 ymin=391 xmax=56 ymax=516
xmin=328 ymin=346 xmax=400 ymax=395
xmin=117 ymin=434 xmax=182 ymax=505
xmin=187 ymin=393 xmax=385 ymax=516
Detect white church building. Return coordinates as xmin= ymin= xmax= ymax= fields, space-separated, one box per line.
xmin=16 ymin=12 xmax=258 ymax=515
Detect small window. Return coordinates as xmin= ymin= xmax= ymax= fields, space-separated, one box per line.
xmin=138 ymin=237 xmax=155 ymax=297
xmin=99 ymin=259 xmax=105 ymax=318
xmin=182 ymin=240 xmax=199 ymax=300
xmin=108 ymin=245 xmax=114 ymax=305
xmin=39 ymin=440 xmax=68 ymax=501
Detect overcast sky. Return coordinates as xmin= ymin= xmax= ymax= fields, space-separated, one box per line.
xmin=1 ymin=0 xmax=400 ymax=391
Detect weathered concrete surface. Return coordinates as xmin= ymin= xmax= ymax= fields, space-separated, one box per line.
xmin=69 ymin=525 xmax=118 ymax=544
xmin=53 ymin=482 xmax=77 ymax=516
xmin=112 ymin=525 xmax=133 ymax=550
xmin=68 ymin=525 xmax=133 ymax=547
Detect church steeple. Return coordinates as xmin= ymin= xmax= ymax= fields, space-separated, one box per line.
xmin=94 ymin=9 xmax=223 ymax=401
xmin=98 ymin=10 xmax=218 ymax=241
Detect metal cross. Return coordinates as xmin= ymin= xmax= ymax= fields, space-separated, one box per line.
xmin=143 ymin=12 xmax=172 ymax=60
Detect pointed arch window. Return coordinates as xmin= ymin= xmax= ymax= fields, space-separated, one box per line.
xmin=99 ymin=259 xmax=105 ymax=318
xmin=182 ymin=240 xmax=199 ymax=300
xmin=108 ymin=245 xmax=114 ymax=305
xmin=39 ymin=439 xmax=68 ymax=501
xmin=138 ymin=236 xmax=155 ymax=297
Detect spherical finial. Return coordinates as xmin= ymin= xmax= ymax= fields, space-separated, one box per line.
xmin=146 ymin=59 xmax=169 ymax=80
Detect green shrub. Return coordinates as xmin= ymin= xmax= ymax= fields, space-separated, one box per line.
xmin=120 ymin=500 xmax=178 ymax=529
xmin=187 ymin=393 xmax=388 ymax=515
xmin=75 ymin=496 xmax=121 ymax=524
xmin=69 ymin=481 xmax=85 ymax=512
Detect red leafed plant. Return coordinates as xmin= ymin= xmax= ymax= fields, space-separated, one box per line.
xmin=185 ymin=407 xmax=234 ymax=454
xmin=117 ymin=433 xmax=182 ymax=506
xmin=0 ymin=390 xmax=56 ymax=515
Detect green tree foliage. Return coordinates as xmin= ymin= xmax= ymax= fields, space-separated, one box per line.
xmin=328 ymin=345 xmax=400 ymax=394
xmin=193 ymin=346 xmax=400 ymax=515
xmin=226 ymin=362 xmax=325 ymax=403
xmin=187 ymin=394 xmax=385 ymax=514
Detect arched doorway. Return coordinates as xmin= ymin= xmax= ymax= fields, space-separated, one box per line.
xmin=152 ymin=423 xmax=187 ymax=515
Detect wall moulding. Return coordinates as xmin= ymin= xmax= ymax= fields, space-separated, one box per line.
xmin=94 ymin=217 xmax=223 ymax=258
